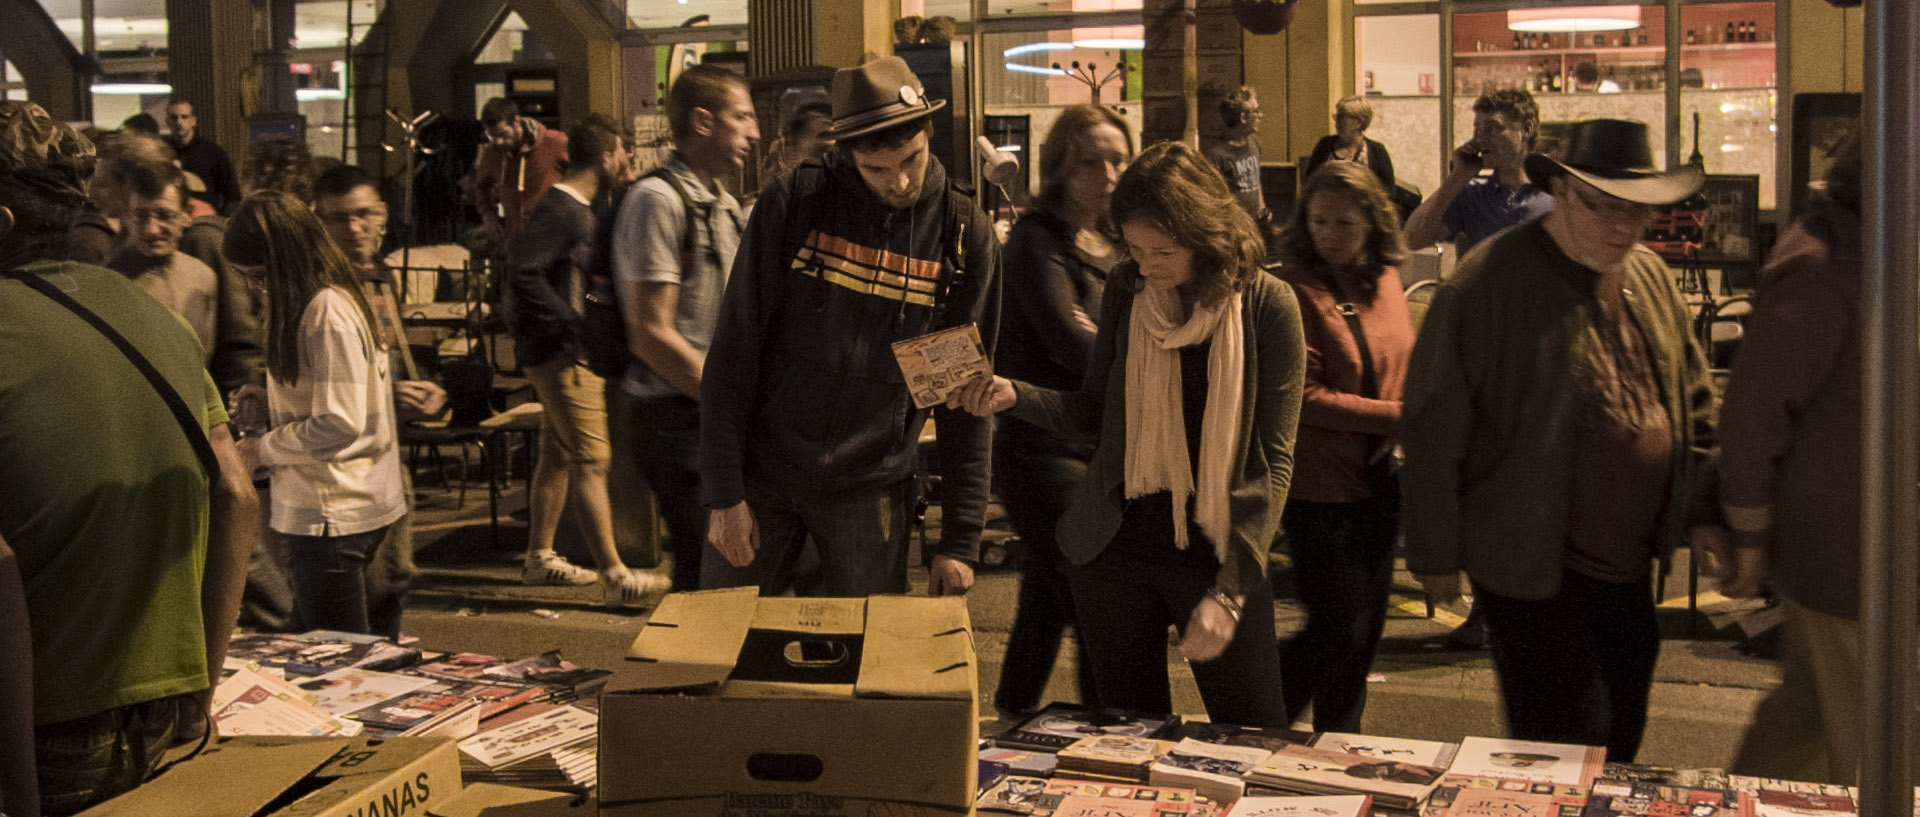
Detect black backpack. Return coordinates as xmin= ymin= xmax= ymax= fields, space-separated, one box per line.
xmin=581 ymin=167 xmax=706 ymax=379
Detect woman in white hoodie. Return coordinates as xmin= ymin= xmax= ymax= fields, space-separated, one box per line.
xmin=225 ymin=191 xmax=408 ymax=637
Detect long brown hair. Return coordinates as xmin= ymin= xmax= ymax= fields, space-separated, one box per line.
xmin=1278 ymin=161 xmax=1410 ymax=301
xmin=223 ymin=190 xmax=384 ymax=386
xmin=1038 ymin=104 xmax=1133 ymax=207
xmin=1109 ymin=140 xmax=1264 ymax=305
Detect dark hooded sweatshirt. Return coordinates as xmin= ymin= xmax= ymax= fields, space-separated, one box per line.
xmin=699 ymin=151 xmax=1002 ymax=562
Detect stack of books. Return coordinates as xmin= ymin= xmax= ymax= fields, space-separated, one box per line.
xmin=1148 ymin=738 xmax=1278 ymax=803
xmin=1244 ymin=741 xmax=1447 ymax=811
xmin=978 ymin=778 xmax=1225 ymax=817
xmin=1055 ymin=735 xmax=1178 ymax=783
xmin=997 ymin=703 xmax=1182 ymax=753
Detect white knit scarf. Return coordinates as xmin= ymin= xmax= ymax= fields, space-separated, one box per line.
xmin=1124 ymin=284 xmax=1246 ymax=563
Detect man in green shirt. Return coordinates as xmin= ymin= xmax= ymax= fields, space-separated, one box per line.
xmin=0 ymin=101 xmax=255 ymax=817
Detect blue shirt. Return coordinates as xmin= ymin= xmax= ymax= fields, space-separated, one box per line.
xmin=1443 ymin=175 xmax=1554 ymax=253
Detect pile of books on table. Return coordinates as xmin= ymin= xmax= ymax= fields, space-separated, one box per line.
xmin=976 ymin=702 xmax=1861 ymax=817
xmin=214 ymin=630 xmax=607 ymax=791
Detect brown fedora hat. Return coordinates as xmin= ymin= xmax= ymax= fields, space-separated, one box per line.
xmin=1524 ymin=118 xmax=1703 ymax=206
xmin=822 ymin=56 xmax=946 ymax=142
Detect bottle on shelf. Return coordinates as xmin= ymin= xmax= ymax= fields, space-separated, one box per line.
xmin=1725 ymin=22 xmax=1736 ymax=44
xmin=1687 ymin=28 xmax=1697 ymax=45
xmin=1512 ymin=32 xmax=1520 ymax=50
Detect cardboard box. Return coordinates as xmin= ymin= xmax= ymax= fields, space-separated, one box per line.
xmin=599 ymin=588 xmax=978 ymax=816
xmin=79 ymin=735 xmax=462 ymax=817
xmin=426 ymin=783 xmax=591 ymax=817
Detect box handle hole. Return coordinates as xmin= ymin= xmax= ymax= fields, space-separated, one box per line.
xmin=781 ymin=639 xmax=851 ymax=668
xmin=746 ymin=753 xmax=825 ymax=782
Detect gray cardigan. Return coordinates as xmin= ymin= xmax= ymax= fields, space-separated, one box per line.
xmin=1008 ymin=266 xmax=1307 ymax=596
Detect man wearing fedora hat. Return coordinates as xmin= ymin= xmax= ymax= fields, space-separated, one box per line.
xmin=1401 ymin=118 xmax=1716 ymax=760
xmin=700 ymin=56 xmax=1000 ymax=598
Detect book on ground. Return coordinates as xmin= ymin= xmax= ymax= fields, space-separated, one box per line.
xmin=1057 ymin=735 xmax=1178 ymax=783
xmin=1246 ymin=741 xmax=1447 ymax=811
xmin=1313 ymin=733 xmax=1460 ymax=769
xmin=1148 ymin=738 xmax=1278 ymax=803
xmin=1228 ymin=794 xmax=1374 ymax=817
xmin=1584 ymin=778 xmax=1739 ymax=817
xmin=293 ymin=667 xmax=439 ymax=716
xmin=997 ymin=702 xmax=1181 ymax=752
xmin=1449 ymin=737 xmax=1607 ymax=788
xmin=1177 ymin=722 xmax=1316 ymax=753
xmin=458 ymin=704 xmax=598 ymax=769
xmin=1424 ymin=779 xmax=1587 ymax=817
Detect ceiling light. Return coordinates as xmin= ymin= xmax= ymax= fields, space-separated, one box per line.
xmin=1071 ymin=25 xmax=1145 ymax=49
xmin=296 ymin=88 xmax=346 ymax=101
xmin=90 ymin=81 xmax=171 ymax=95
xmin=1003 ymin=42 xmax=1074 ymax=58
xmin=1507 ymin=7 xmax=1639 ymax=32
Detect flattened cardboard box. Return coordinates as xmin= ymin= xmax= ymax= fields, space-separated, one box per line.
xmin=600 ymin=588 xmax=979 ymax=816
xmin=78 ymin=735 xmax=462 ymax=817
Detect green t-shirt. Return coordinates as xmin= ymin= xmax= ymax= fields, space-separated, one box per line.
xmin=0 ymin=260 xmax=230 ymax=725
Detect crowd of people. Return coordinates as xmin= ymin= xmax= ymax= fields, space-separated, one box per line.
xmin=0 ymin=50 xmax=1880 ymax=817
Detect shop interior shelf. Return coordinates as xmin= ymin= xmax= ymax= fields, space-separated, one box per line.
xmin=1456 ymin=42 xmax=1773 ymax=60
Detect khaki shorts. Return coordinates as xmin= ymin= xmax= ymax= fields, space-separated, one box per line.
xmin=525 ymin=355 xmax=611 ymax=465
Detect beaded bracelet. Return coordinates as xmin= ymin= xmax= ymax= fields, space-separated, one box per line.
xmin=1205 ymin=587 xmax=1244 ymax=625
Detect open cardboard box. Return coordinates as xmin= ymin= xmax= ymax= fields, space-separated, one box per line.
xmin=78 ymin=735 xmax=462 ymax=817
xmin=598 ymin=588 xmax=979 ymax=816
xmin=425 ymin=783 xmax=592 ymax=816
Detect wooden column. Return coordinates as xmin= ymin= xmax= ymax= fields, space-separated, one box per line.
xmin=167 ymin=0 xmax=253 ymax=156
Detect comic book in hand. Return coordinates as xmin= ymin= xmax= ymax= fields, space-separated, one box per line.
xmin=1244 ymin=741 xmax=1447 ymax=811
xmin=481 ymin=649 xmax=613 ymax=696
xmin=1423 ymin=778 xmax=1589 ymax=817
xmin=1148 ymin=738 xmax=1278 ymax=803
xmin=1312 ymin=732 xmax=1460 ymax=769
xmin=1228 ymin=794 xmax=1373 ymax=817
xmin=997 ymin=702 xmax=1182 ymax=752
xmin=1583 ymin=778 xmax=1738 ymax=817
xmin=1175 ymin=721 xmax=1315 ymax=753
xmin=892 ymin=323 xmax=989 ymax=409
xmin=1448 ymin=737 xmax=1608 ymax=788
xmin=1057 ymin=735 xmax=1179 ymax=783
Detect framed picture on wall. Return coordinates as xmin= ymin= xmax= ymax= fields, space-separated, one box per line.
xmin=1642 ymin=174 xmax=1760 ymax=267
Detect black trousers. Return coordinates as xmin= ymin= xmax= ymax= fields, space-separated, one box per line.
xmin=1478 ymin=569 xmax=1661 ymax=761
xmin=1068 ymin=496 xmax=1289 ymax=728
xmin=630 ymin=394 xmax=706 ymax=592
xmin=1278 ymin=494 xmax=1398 ymax=732
xmin=992 ymin=422 xmax=1099 ymax=714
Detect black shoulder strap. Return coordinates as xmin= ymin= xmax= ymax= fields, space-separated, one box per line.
xmin=7 ymin=269 xmax=220 ymax=478
xmin=1320 ymin=274 xmax=1379 ymax=400
xmin=643 ymin=166 xmax=704 ymax=255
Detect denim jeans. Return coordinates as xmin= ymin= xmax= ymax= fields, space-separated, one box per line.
xmin=285 ymin=524 xmax=396 ymax=637
xmin=630 ymin=394 xmax=707 ymax=592
xmin=702 ymin=481 xmax=914 ymax=597
xmin=33 ymin=695 xmax=181 ymax=815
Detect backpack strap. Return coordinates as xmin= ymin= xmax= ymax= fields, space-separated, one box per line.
xmin=5 ymin=268 xmax=220 ymax=479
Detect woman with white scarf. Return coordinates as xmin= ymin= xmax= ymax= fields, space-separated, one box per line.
xmin=954 ymin=141 xmax=1306 ymax=725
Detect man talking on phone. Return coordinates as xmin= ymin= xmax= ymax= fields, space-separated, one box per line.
xmin=699 ymin=57 xmax=1001 ymax=598
xmin=1403 ymin=89 xmax=1553 ymax=254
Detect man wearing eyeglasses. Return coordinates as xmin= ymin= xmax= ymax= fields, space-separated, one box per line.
xmin=106 ymin=161 xmax=219 ymax=361
xmin=1400 ymin=119 xmax=1716 ymax=761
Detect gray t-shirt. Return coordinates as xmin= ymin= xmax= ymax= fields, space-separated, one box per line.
xmin=611 ymin=154 xmax=743 ymax=399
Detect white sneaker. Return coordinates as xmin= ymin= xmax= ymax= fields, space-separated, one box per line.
xmin=522 ymin=553 xmax=598 ymax=586
xmin=602 ymin=569 xmax=670 ymax=609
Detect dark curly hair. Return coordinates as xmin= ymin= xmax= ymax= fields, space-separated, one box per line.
xmin=1473 ymin=88 xmax=1539 ymax=149
xmin=242 ymin=135 xmax=317 ymax=202
xmin=1277 ymin=161 xmax=1410 ymax=302
xmin=1109 ymin=140 xmax=1265 ymax=305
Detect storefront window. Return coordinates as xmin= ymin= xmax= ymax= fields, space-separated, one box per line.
xmin=988 ymin=0 xmax=1138 ymax=15
xmin=40 ymin=0 xmax=167 ymax=55
xmin=629 ymin=0 xmax=746 ymax=29
xmin=475 ymin=12 xmax=530 ymax=65
xmin=1679 ymin=1 xmax=1777 ymax=209
xmin=983 ymin=26 xmax=1141 ymax=211
xmin=1 ymin=60 xmax=26 ymax=101
xmin=293 ymin=0 xmax=381 ymax=49
xmin=1355 ymin=14 xmax=1441 ymax=200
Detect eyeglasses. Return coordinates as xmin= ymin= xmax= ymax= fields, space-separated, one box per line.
xmin=1569 ymin=182 xmax=1659 ymax=224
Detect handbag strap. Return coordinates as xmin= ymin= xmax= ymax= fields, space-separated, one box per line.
xmin=1320 ymin=273 xmax=1379 ymax=400
xmin=7 ymin=269 xmax=220 ymax=478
